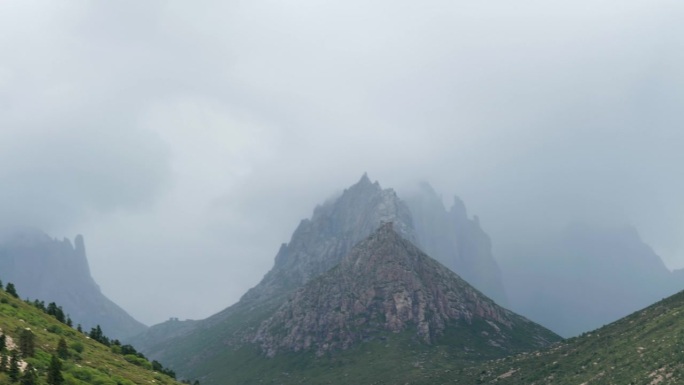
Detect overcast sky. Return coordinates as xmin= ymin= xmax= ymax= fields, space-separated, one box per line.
xmin=1 ymin=0 xmax=682 ymax=325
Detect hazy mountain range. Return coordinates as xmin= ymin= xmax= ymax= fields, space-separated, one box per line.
xmin=501 ymin=222 xmax=681 ymax=337
xmin=2 ymin=175 xmax=684 ymax=383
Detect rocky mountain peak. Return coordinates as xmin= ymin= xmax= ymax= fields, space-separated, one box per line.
xmin=254 ymin=223 xmax=558 ymax=357
xmin=240 ymin=175 xmax=416 ymax=304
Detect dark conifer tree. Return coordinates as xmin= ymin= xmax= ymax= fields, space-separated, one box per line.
xmin=89 ymin=325 xmax=103 ymax=342
xmin=5 ymin=283 xmax=18 ymax=298
xmin=32 ymin=300 xmax=46 ymax=312
xmin=0 ymin=351 xmax=7 ymax=372
xmin=46 ymin=355 xmax=64 ymax=385
xmin=55 ymin=306 xmax=65 ymax=323
xmin=46 ymin=303 xmax=65 ymax=322
xmin=19 ymin=329 xmax=35 ymax=357
xmin=9 ymin=349 xmax=20 ymax=382
xmin=57 ymin=337 xmax=69 ymax=359
xmin=0 ymin=333 xmax=6 ymax=351
xmin=20 ymin=363 xmax=37 ymax=385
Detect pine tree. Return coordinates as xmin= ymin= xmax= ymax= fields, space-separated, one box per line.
xmin=0 ymin=279 xmax=3 ymax=290
xmin=89 ymin=325 xmax=103 ymax=342
xmin=20 ymin=363 xmax=37 ymax=385
xmin=19 ymin=328 xmax=35 ymax=357
xmin=5 ymin=283 xmax=18 ymax=298
xmin=46 ymin=303 xmax=65 ymax=323
xmin=46 ymin=355 xmax=64 ymax=385
xmin=0 ymin=333 xmax=6 ymax=351
xmin=56 ymin=337 xmax=69 ymax=359
xmin=0 ymin=351 xmax=7 ymax=372
xmin=9 ymin=349 xmax=20 ymax=382
xmin=32 ymin=300 xmax=45 ymax=312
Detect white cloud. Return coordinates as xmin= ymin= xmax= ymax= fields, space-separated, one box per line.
xmin=1 ymin=0 xmax=683 ymax=323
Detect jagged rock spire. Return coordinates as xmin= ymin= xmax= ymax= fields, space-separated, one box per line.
xmin=241 ymin=174 xmax=416 ymax=304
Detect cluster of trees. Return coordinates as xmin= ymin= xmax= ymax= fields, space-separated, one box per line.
xmin=0 ymin=279 xmax=74 ymax=329
xmin=0 ymin=328 xmax=63 ymax=384
xmin=0 ymin=280 xmax=198 ymax=384
xmin=30 ymin=301 xmax=72 ymax=328
xmin=1 ymin=280 xmax=64 ymax=384
xmin=0 ymin=280 xmax=19 ymax=299
xmin=0 ymin=281 xmax=67 ymax=384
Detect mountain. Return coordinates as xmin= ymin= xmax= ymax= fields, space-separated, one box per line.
xmin=500 ymin=222 xmax=678 ymax=337
xmin=0 ymin=228 xmax=147 ymax=340
xmin=149 ymin=224 xmax=558 ymax=385
xmin=453 ymin=287 xmax=684 ymax=384
xmin=136 ymin=174 xmax=419 ymax=377
xmin=403 ymin=182 xmax=508 ymax=305
xmin=254 ymin=223 xmax=557 ymax=359
xmin=0 ymin=283 xmax=184 ymax=385
xmin=137 ymin=175 xmax=551 ymax=384
xmin=240 ymin=173 xmax=417 ymax=306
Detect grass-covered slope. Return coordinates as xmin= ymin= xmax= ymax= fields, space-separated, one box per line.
xmin=0 ymin=286 xmax=185 ymax=385
xmin=454 ymin=289 xmax=684 ymax=384
xmin=184 ymin=318 xmax=557 ymax=385
xmin=203 ymin=284 xmax=684 ymax=385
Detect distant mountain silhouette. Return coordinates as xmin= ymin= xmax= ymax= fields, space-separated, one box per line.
xmin=0 ymin=227 xmax=147 ymax=340
xmin=501 ymin=222 xmax=679 ymax=337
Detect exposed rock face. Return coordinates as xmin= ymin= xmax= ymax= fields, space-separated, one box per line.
xmin=240 ymin=173 xmax=416 ymax=305
xmin=0 ymin=228 xmax=147 ymax=340
xmin=403 ymin=183 xmax=508 ymax=305
xmin=255 ymin=223 xmax=557 ymax=357
xmin=501 ymin=223 xmax=679 ymax=337
xmin=137 ymin=174 xmax=418 ymax=362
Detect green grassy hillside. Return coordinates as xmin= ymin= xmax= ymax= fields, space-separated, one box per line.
xmin=0 ymin=284 xmax=186 ymax=385
xmin=452 ymin=289 xmax=684 ymax=384
xmin=187 ymin=319 xmax=557 ymax=385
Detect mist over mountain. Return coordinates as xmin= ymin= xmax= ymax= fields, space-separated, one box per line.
xmin=239 ymin=173 xmax=416 ymax=305
xmin=402 ymin=182 xmax=508 ymax=306
xmin=135 ymin=175 xmax=420 ymax=370
xmin=136 ymin=175 xmax=525 ymax=383
xmin=501 ymin=222 xmax=679 ymax=337
xmin=0 ymin=227 xmax=147 ymax=340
